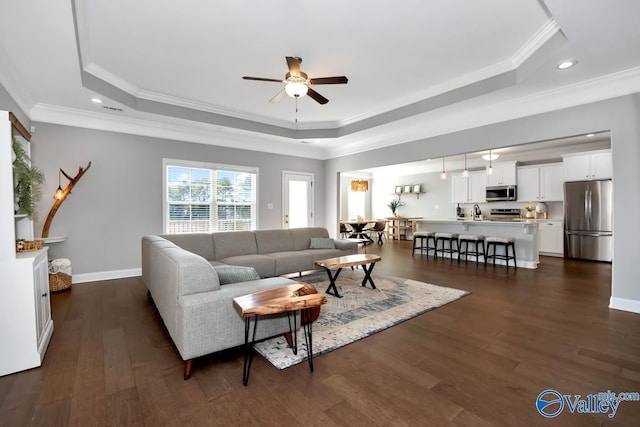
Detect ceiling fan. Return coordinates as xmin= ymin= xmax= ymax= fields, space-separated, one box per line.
xmin=242 ymin=56 xmax=348 ymax=105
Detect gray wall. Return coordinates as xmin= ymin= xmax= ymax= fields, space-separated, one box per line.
xmin=29 ymin=123 xmax=325 ymax=275
xmin=325 ymin=94 xmax=640 ymax=309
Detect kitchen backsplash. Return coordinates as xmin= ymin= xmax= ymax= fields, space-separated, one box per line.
xmin=456 ymin=201 xmax=563 ymax=219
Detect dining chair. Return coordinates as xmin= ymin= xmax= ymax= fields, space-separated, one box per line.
xmin=366 ymin=220 xmax=387 ymax=245
xmin=340 ymin=222 xmax=353 ymax=239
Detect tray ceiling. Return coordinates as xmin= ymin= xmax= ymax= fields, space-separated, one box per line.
xmin=1 ymin=0 xmax=639 ymax=159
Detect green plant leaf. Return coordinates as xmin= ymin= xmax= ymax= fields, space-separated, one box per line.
xmin=12 ymin=136 xmax=45 ymax=219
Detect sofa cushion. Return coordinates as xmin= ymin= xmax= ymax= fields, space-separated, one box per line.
xmin=212 ymin=231 xmax=258 ymax=259
xmin=161 ymin=233 xmax=215 ymax=260
xmin=309 ymin=237 xmax=335 ymax=249
xmin=289 ymin=227 xmax=330 ymax=251
xmin=212 ymin=265 xmax=261 ymax=285
xmin=268 ymin=251 xmax=314 ymax=276
xmin=217 ymin=254 xmax=276 ymax=278
xmin=254 ymin=229 xmax=295 ymax=254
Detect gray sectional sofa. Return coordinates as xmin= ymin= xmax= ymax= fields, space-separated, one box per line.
xmin=141 ymin=227 xmax=357 ymax=379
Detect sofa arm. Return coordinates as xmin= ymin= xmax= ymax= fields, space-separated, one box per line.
xmin=175 ymin=277 xmax=295 ymax=360
xmin=334 ymin=239 xmax=358 ymax=251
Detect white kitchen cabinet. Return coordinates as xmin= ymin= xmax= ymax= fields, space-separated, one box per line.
xmin=1 ymin=111 xmax=53 ymax=377
xmin=517 ymin=163 xmax=563 ymax=202
xmin=562 ymin=150 xmax=612 ymax=181
xmin=452 ymin=171 xmax=486 ymax=203
xmin=538 ymin=221 xmax=563 ymax=256
xmin=486 ymin=161 xmax=517 ymax=186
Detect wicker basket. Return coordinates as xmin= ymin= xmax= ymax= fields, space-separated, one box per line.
xmin=16 ymin=239 xmax=45 ymax=252
xmin=49 ymin=272 xmax=72 ymax=292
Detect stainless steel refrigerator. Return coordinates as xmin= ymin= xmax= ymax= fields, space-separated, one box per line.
xmin=564 ymin=179 xmax=613 ymax=262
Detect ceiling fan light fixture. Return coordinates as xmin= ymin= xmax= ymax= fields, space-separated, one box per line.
xmin=285 ymin=82 xmax=308 ymax=98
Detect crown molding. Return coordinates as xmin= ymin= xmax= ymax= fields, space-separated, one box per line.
xmin=72 ymin=3 xmax=561 ymax=135
xmin=324 ymin=66 xmax=640 ymax=159
xmin=30 ymin=103 xmax=327 ymax=159
xmin=511 ymin=18 xmax=560 ymax=68
xmin=28 ymin=65 xmax=640 ymax=162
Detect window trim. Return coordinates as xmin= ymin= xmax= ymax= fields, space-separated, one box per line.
xmin=162 ymin=158 xmax=259 ymax=233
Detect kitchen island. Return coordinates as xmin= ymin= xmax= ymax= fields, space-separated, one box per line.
xmin=416 ymin=218 xmax=540 ymax=269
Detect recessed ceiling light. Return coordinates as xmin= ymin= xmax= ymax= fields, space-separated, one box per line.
xmin=586 ymin=133 xmax=595 ymax=137
xmin=91 ymin=97 xmax=103 ymax=104
xmin=557 ymin=60 xmax=577 ymax=70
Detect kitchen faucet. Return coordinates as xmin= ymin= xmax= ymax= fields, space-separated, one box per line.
xmin=473 ymin=204 xmax=481 ymax=220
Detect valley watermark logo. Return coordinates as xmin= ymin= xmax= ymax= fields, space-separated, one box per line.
xmin=536 ymin=389 xmax=639 ymax=418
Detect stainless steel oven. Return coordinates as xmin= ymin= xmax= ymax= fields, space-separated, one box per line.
xmin=485 ymin=185 xmax=517 ymax=202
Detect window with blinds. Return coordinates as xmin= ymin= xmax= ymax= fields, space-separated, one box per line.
xmin=164 ymin=160 xmax=257 ymax=233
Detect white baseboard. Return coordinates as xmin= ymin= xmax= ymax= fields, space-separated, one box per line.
xmin=72 ymin=268 xmax=142 ymax=284
xmin=609 ymin=297 xmax=640 ymax=314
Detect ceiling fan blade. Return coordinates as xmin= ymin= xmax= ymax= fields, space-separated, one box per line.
xmin=309 ymin=76 xmax=349 ymax=85
xmin=286 ymin=56 xmax=302 ymax=76
xmin=242 ymin=76 xmax=283 ymax=83
xmin=269 ymin=89 xmax=286 ymax=103
xmin=307 ymin=87 xmax=329 ymax=105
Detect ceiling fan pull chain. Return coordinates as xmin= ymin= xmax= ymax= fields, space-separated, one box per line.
xmin=295 ymin=95 xmax=299 ymax=124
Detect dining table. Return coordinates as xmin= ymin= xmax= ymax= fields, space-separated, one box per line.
xmin=340 ymin=219 xmax=377 ymax=243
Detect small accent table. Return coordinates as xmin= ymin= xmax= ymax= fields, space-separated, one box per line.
xmin=233 ymin=283 xmax=326 ymax=386
xmin=314 ymin=253 xmax=382 ymax=298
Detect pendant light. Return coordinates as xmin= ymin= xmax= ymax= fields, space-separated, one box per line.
xmin=350 ymin=180 xmax=369 ymax=192
xmin=440 ymin=157 xmax=447 ymax=180
xmin=487 ymin=150 xmax=494 ymax=175
xmin=462 ymin=153 xmax=469 ymax=177
xmin=54 ymin=169 xmax=64 ymax=200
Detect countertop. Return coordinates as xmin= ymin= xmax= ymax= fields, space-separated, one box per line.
xmin=423 ymin=217 xmax=562 ymax=224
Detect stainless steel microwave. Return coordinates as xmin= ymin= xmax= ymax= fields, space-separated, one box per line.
xmin=486 ymin=185 xmax=517 ymax=202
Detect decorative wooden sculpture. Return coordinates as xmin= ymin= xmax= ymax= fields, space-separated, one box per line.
xmin=41 ymin=162 xmax=92 ymax=238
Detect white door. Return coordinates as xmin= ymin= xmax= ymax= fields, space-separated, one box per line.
xmin=283 ymin=172 xmax=313 ymax=229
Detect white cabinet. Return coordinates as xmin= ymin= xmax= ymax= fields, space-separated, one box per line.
xmin=538 ymin=221 xmax=563 ymax=256
xmin=0 ymin=249 xmax=54 ymax=377
xmin=562 ymin=150 xmax=612 ymax=181
xmin=452 ymin=171 xmax=487 ymax=203
xmin=486 ymin=161 xmax=517 ymax=186
xmin=517 ymin=163 xmax=564 ymax=202
xmin=1 ymin=111 xmax=53 ymax=377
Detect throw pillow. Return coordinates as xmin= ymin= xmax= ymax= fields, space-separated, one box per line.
xmin=213 ymin=265 xmax=261 ymax=285
xmin=309 ymin=237 xmax=336 ymax=249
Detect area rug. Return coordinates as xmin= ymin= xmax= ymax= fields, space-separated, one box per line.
xmin=253 ymin=269 xmax=469 ymax=369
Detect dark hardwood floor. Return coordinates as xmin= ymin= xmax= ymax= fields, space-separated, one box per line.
xmin=1 ymin=240 xmax=639 ymax=426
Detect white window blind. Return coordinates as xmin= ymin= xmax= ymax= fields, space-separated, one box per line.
xmin=164 ymin=160 xmax=257 ymax=233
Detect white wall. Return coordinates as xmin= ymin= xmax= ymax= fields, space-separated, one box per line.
xmin=371 ymin=170 xmax=455 ymax=219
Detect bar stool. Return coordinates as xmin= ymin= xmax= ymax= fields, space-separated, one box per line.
xmin=458 ymin=234 xmax=485 ymax=264
xmin=485 ymin=236 xmax=517 ymax=269
xmin=434 ymin=232 xmax=459 ymax=260
xmin=412 ymin=231 xmax=436 ymax=257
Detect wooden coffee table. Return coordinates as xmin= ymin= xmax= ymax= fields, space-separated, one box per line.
xmin=233 ymin=283 xmax=326 ymax=386
xmin=314 ymin=253 xmax=382 ymax=298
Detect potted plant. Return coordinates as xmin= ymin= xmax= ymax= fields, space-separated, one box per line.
xmin=387 ymin=198 xmax=405 ymax=216
xmin=12 ymin=137 xmax=45 ymax=219
xmin=524 ymin=204 xmax=535 ymax=218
